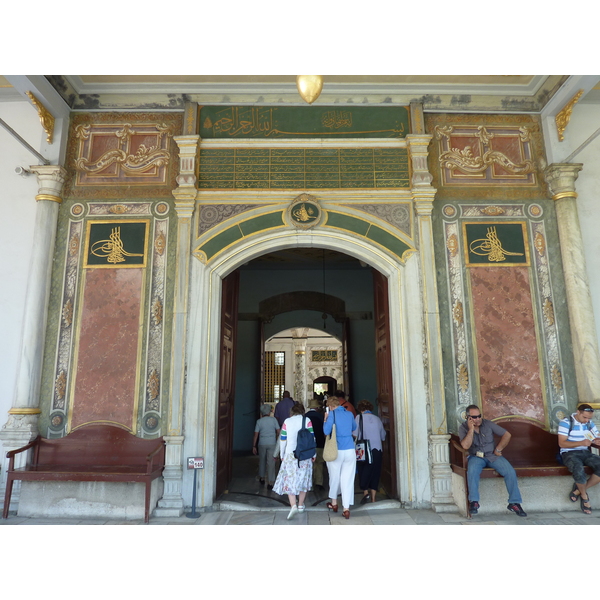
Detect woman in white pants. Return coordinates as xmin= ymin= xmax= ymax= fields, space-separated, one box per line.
xmin=323 ymin=395 xmax=357 ymax=519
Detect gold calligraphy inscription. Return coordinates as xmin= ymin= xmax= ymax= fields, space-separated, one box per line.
xmin=91 ymin=227 xmax=144 ymax=264
xmin=469 ymin=227 xmax=524 ymax=262
xmin=322 ymin=110 xmax=353 ymax=129
xmin=312 ymin=350 xmax=338 ymax=362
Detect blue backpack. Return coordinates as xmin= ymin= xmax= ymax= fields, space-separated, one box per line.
xmin=294 ymin=415 xmax=316 ymax=465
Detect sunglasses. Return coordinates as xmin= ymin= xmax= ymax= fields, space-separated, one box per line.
xmin=582 ymin=408 xmax=595 ymax=413
xmin=468 ymin=415 xmax=482 ymax=419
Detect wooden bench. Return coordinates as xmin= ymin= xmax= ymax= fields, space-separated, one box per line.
xmin=2 ymin=424 xmax=165 ymax=523
xmin=449 ymin=419 xmax=594 ymax=517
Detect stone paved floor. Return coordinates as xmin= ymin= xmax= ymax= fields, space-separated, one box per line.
xmin=3 ymin=500 xmax=600 ymax=525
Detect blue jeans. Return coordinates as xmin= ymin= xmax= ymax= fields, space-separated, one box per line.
xmin=467 ymin=456 xmax=522 ymax=504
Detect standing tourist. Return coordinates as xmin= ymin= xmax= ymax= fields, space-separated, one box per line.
xmin=273 ymin=403 xmax=315 ymax=520
xmin=274 ymin=390 xmax=296 ymax=427
xmin=252 ymin=404 xmax=280 ymax=489
xmin=353 ymin=400 xmax=386 ymax=504
xmin=323 ymin=396 xmax=357 ymax=519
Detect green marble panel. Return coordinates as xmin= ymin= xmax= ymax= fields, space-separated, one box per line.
xmin=326 ymin=212 xmax=371 ymax=236
xmin=239 ymin=212 xmax=284 ymax=236
xmin=366 ymin=225 xmax=411 ymax=257
xmin=200 ymin=225 xmax=244 ymax=260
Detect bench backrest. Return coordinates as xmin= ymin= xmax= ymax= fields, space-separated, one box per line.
xmin=453 ymin=419 xmax=559 ymax=467
xmin=34 ymin=425 xmax=165 ymax=468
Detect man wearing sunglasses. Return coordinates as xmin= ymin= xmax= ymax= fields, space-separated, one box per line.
xmin=458 ymin=404 xmax=527 ymax=517
xmin=558 ymin=403 xmax=600 ymax=515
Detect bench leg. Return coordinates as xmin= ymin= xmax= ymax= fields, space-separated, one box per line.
xmin=145 ymin=481 xmax=151 ymax=524
xmin=3 ymin=476 xmax=15 ymax=519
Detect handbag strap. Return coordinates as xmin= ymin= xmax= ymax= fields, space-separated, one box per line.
xmin=359 ymin=413 xmax=364 ymax=439
xmin=328 ymin=409 xmax=336 ymax=438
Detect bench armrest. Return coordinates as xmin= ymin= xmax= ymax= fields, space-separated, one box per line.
xmin=145 ymin=441 xmax=165 ymax=475
xmin=5 ymin=437 xmax=40 ymax=471
xmin=449 ymin=437 xmax=469 ymax=470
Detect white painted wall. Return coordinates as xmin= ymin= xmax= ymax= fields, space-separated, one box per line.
xmin=0 ymin=101 xmax=44 ymax=424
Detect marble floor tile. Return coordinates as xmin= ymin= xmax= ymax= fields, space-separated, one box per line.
xmin=229 ymin=512 xmax=277 ymax=525
xmin=196 ymin=512 xmax=234 ymax=525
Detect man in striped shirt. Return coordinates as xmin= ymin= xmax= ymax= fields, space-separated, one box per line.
xmin=558 ymin=403 xmax=600 ymax=514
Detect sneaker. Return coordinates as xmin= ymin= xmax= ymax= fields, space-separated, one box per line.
xmin=507 ymin=503 xmax=527 ymax=517
xmin=298 ymin=505 xmax=305 ymax=513
xmin=469 ymin=501 xmax=480 ymax=515
xmin=287 ymin=505 xmax=298 ymax=520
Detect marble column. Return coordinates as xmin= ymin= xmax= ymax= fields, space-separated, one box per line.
xmin=292 ymin=330 xmax=308 ymax=406
xmin=155 ymin=134 xmax=199 ymax=517
xmin=544 ymin=163 xmax=600 ymax=404
xmin=407 ymin=127 xmax=455 ymax=511
xmin=0 ymin=165 xmax=66 ymax=509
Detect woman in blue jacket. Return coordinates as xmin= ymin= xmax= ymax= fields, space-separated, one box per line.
xmin=323 ymin=395 xmax=357 ymax=519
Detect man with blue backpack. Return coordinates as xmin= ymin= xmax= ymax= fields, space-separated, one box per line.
xmin=558 ymin=403 xmax=600 ymax=514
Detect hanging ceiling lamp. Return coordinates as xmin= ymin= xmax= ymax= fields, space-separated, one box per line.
xmin=296 ymin=75 xmax=323 ymax=104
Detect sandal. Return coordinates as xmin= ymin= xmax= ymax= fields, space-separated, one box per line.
xmin=569 ymin=483 xmax=579 ymax=502
xmin=580 ymin=495 xmax=592 ymax=515
xmin=326 ymin=502 xmax=338 ymax=513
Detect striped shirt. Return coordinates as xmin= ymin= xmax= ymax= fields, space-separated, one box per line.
xmin=558 ymin=413 xmax=600 ymax=453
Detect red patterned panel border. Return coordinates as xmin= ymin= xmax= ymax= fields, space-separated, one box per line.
xmin=469 ymin=266 xmax=545 ymax=423
xmin=69 ymin=268 xmax=144 ymax=432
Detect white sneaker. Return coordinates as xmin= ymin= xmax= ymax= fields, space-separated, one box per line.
xmin=298 ymin=505 xmax=305 ymax=513
xmin=287 ymin=505 xmax=298 ymax=520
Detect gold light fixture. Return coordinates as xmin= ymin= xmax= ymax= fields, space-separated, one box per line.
xmin=296 ymin=75 xmax=323 ymax=104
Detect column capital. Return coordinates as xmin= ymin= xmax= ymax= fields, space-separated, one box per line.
xmin=543 ymin=163 xmax=583 ymax=200
xmin=406 ymin=134 xmax=435 ymax=189
xmin=30 ymin=164 xmax=67 ymax=203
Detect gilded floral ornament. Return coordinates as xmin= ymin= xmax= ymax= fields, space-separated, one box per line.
xmin=556 ymin=89 xmax=584 ymax=141
xmin=458 ymin=364 xmax=469 ymax=392
xmin=26 ymin=91 xmax=54 ymax=144
xmin=453 ymin=301 xmax=464 ymax=325
xmin=543 ymin=298 xmax=555 ymax=327
xmin=152 ymin=298 xmax=163 ymax=326
xmin=552 ymin=364 xmax=563 ymax=391
xmin=434 ymin=125 xmax=454 ymax=140
xmin=55 ymin=370 xmax=67 ymax=401
xmin=447 ymin=233 xmax=458 ymax=257
xmin=69 ymin=234 xmax=80 ymax=256
xmin=296 ymin=76 xmax=324 ymax=104
xmin=534 ymin=232 xmax=546 ymax=256
xmin=480 ymin=206 xmax=505 ymax=216
xmin=147 ymin=369 xmax=160 ymax=400
xmin=109 ymin=204 xmax=129 ymax=215
xmin=155 ymin=232 xmax=166 ymax=256
xmin=62 ymin=299 xmax=73 ymax=327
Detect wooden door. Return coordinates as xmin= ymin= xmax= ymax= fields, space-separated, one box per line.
xmin=216 ymin=271 xmax=239 ymax=497
xmin=373 ymin=269 xmax=397 ymax=498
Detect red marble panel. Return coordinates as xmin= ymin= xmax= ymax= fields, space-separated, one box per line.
xmin=469 ymin=266 xmax=545 ymax=423
xmin=489 ymin=135 xmax=527 ymax=178
xmin=70 ymin=268 xmax=144 ymax=431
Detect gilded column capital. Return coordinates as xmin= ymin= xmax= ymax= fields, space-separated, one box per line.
xmin=413 ymin=189 xmax=436 ymax=217
xmin=543 ymin=163 xmax=583 ymax=200
xmin=173 ymin=134 xmax=200 ymax=188
xmin=30 ymin=164 xmax=67 ymax=203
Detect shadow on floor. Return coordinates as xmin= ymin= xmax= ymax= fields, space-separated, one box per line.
xmin=217 ymin=453 xmax=390 ymax=509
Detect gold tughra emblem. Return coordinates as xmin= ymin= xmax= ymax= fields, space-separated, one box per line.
xmin=469 ymin=227 xmax=524 ymax=262
xmin=292 ymin=203 xmax=315 ymax=222
xmin=91 ymin=227 xmax=144 ymax=264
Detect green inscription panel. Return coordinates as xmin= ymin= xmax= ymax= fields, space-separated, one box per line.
xmin=199 ymin=148 xmax=409 ymax=190
xmin=200 ymin=106 xmax=409 ymax=139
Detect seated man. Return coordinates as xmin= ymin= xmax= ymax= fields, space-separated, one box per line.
xmin=458 ymin=404 xmax=527 ymax=517
xmin=558 ymin=403 xmax=600 ymax=515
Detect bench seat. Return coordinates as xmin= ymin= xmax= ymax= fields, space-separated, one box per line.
xmin=3 ymin=424 xmax=165 ymax=523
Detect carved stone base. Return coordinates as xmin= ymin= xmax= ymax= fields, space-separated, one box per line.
xmin=155 ymin=435 xmax=185 ymax=517
xmin=429 ymin=433 xmax=458 ymax=513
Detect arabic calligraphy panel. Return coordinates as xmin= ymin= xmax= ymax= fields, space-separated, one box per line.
xmin=463 ymin=221 xmax=529 ymax=267
xmin=84 ymin=220 xmax=149 ymax=268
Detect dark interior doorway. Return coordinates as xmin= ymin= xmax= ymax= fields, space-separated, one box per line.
xmin=216 ymin=248 xmax=397 ymax=504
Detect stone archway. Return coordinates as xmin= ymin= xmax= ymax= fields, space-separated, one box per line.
xmin=181 ymin=227 xmax=437 ymax=510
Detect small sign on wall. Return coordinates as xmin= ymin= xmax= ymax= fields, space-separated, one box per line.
xmin=187 ymin=457 xmax=204 ymax=469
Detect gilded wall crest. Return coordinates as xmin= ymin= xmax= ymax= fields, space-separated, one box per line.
xmin=287 ymin=193 xmax=323 ymax=230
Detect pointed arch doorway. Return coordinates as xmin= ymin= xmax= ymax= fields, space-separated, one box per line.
xmin=182 ymin=229 xmax=432 ymax=510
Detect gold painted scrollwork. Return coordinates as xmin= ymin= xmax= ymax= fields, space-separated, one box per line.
xmin=434 ymin=125 xmax=454 ymax=140
xmin=556 ymin=89 xmax=584 ymax=142
xmin=152 ymin=298 xmax=163 ymax=326
xmin=62 ymin=299 xmax=73 ymax=327
xmin=480 ymin=206 xmax=505 ymax=216
xmin=440 ymin=146 xmax=534 ymax=176
xmin=25 ymin=91 xmax=55 ymax=144
xmin=155 ymin=232 xmax=166 ymax=256
xmin=55 ymin=370 xmax=67 ymax=401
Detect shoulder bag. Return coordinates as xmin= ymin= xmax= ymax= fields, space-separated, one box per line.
xmin=323 ymin=411 xmax=338 ymax=462
xmin=355 ymin=413 xmax=372 ymax=464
